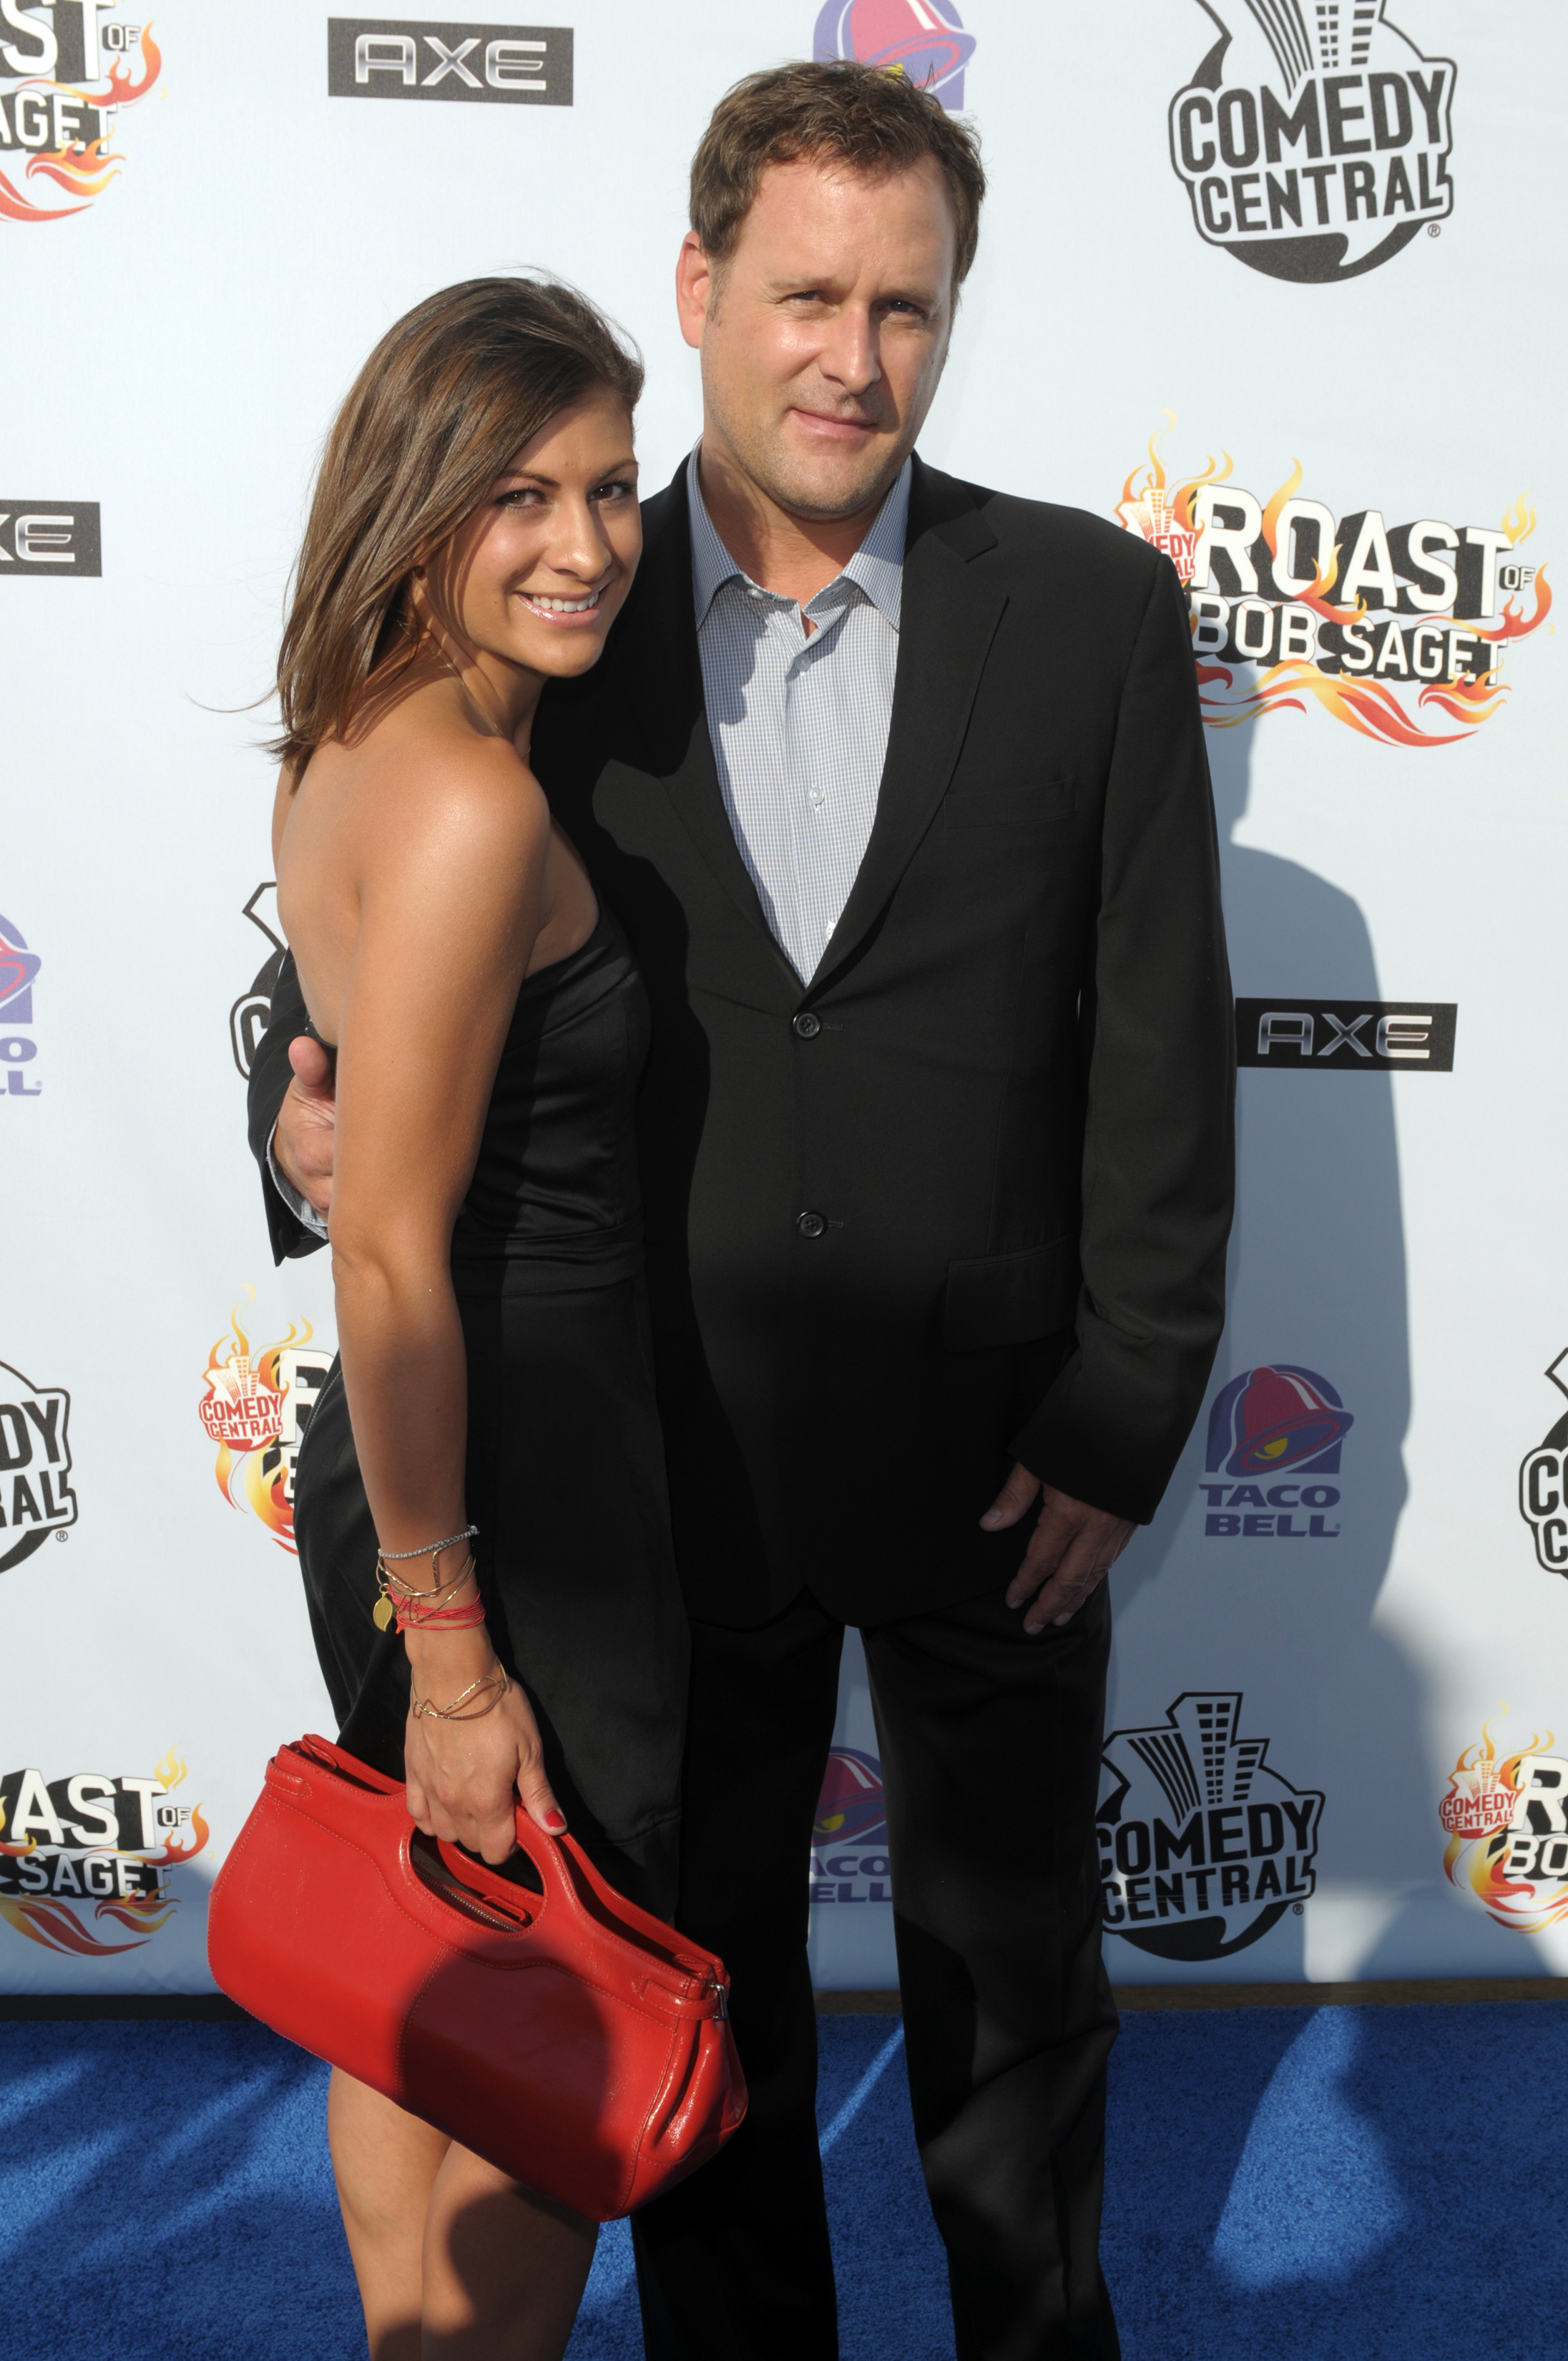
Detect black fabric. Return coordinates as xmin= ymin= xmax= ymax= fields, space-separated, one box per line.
xmin=251 ymin=456 xmax=1234 ymax=1628
xmin=288 ymin=913 xmax=687 ymax=1922
xmin=631 ymin=1583 xmax=1119 ymax=2361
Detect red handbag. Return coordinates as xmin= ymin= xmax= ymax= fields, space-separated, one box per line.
xmin=207 ymin=1735 xmax=745 ymax=2221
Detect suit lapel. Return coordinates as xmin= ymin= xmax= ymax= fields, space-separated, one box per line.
xmin=614 ymin=471 xmax=795 ymax=970
xmin=811 ymin=457 xmax=1006 ymax=989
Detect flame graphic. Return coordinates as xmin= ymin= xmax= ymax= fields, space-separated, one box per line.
xmin=154 ymin=1749 xmax=187 ymax=1791
xmin=148 ymin=1804 xmax=209 ymax=1869
xmin=1116 ymin=412 xmax=1233 ymax=581
xmin=1 ymin=25 xmax=162 ymax=225
xmin=26 ymin=138 xmax=122 ymax=199
xmin=1119 ymin=422 xmax=1552 ymax=748
xmin=200 ymin=1291 xmax=313 ymax=1551
xmin=1440 ymin=1712 xmax=1568 ymax=1936
xmin=1501 ymin=494 xmax=1537 ymax=547
xmin=0 ymin=1895 xmax=175 ymax=1954
xmin=0 ymin=165 xmax=90 ymax=221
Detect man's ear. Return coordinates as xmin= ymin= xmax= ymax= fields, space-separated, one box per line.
xmin=675 ymin=232 xmax=717 ymax=352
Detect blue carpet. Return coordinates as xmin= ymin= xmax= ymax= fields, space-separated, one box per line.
xmin=1 ymin=2002 xmax=1563 ymax=2359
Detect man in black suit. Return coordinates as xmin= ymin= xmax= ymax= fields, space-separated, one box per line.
xmin=252 ymin=60 xmax=1233 ymax=2361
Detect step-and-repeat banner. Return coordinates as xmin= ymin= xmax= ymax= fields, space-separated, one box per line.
xmin=2 ymin=1 xmax=1562 ymax=1992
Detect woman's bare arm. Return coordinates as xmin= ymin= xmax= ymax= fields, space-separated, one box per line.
xmin=321 ymin=733 xmax=567 ymax=1859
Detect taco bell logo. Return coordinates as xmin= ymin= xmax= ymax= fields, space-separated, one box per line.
xmin=1099 ymin=1692 xmax=1323 ymax=1960
xmin=810 ymin=1745 xmax=892 ymax=1906
xmin=813 ymin=0 xmax=974 ymax=111
xmin=1199 ymin=1364 xmax=1352 ymax=1538
xmin=1170 ymin=1 xmax=1454 ymax=283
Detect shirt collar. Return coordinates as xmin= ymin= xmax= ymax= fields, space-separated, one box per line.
xmin=687 ymin=446 xmax=911 ymax=632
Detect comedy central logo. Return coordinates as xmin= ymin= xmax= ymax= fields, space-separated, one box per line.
xmin=1118 ymin=417 xmax=1550 ymax=746
xmin=200 ymin=1290 xmax=332 ymax=1555
xmin=1441 ymin=1714 xmax=1568 ymax=1937
xmin=0 ymin=1359 xmax=75 ymax=1572
xmin=0 ymin=1747 xmax=207 ymax=1955
xmin=1170 ymin=0 xmax=1454 ymax=283
xmin=1200 ymin=1364 xmax=1351 ymax=1540
xmin=810 ymin=1745 xmax=892 ymax=1907
xmin=1518 ymin=1351 xmax=1568 ymax=1578
xmin=230 ymin=883 xmax=285 ymax=1081
xmin=1099 ymin=1693 xmax=1323 ymax=1959
xmin=0 ymin=5 xmax=161 ymax=223
xmin=813 ymin=0 xmax=974 ymax=112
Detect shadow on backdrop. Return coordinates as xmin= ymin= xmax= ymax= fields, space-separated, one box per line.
xmin=1104 ymin=716 xmax=1440 ymax=1985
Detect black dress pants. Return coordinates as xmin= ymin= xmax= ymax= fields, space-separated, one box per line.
xmin=632 ymin=1580 xmax=1119 ymax=2361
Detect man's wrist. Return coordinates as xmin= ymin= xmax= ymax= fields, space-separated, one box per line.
xmin=266 ymin=1128 xmax=329 ymax=1238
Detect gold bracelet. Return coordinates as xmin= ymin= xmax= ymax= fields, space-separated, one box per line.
xmin=373 ymin=1551 xmax=476 ymax=1633
xmin=410 ymin=1668 xmax=509 ymax=1721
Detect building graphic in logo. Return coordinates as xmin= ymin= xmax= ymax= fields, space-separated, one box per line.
xmin=813 ymin=0 xmax=974 ymax=111
xmin=1169 ymin=1 xmax=1454 ymax=283
xmin=1441 ymin=1714 xmax=1568 ymax=1935
xmin=230 ymin=884 xmax=285 ymax=1082
xmin=1099 ymin=1693 xmax=1323 ymax=1959
xmin=1117 ymin=418 xmax=1550 ymax=745
xmin=1200 ymin=1364 xmax=1351 ymax=1540
xmin=0 ymin=911 xmax=40 ymax=1098
xmin=0 ymin=1747 xmax=207 ymax=1955
xmin=810 ymin=1745 xmax=892 ymax=1907
xmin=0 ymin=8 xmax=161 ymax=223
xmin=200 ymin=1291 xmax=332 ymax=1554
xmin=0 ymin=1359 xmax=75 ymax=1572
xmin=1519 ymin=1352 xmax=1568 ymax=1577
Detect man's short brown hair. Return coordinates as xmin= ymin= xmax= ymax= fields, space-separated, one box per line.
xmin=690 ymin=59 xmax=986 ymax=287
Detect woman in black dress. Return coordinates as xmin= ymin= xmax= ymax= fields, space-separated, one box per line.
xmin=270 ymin=278 xmax=687 ymax=2360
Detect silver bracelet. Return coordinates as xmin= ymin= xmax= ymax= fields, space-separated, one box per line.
xmin=377 ymin=1523 xmax=478 ymax=1561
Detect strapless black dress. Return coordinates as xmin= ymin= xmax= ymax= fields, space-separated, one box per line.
xmin=291 ymin=909 xmax=687 ymax=1917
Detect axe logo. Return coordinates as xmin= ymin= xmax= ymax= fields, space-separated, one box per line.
xmin=327 ymin=18 xmax=572 ymax=104
xmin=1235 ymin=999 xmax=1456 ymax=1070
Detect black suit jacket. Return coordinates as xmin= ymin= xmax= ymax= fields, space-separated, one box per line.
xmin=250 ymin=455 xmax=1234 ymax=1628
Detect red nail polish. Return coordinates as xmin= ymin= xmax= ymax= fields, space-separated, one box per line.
xmin=545 ymin=1810 xmax=567 ymax=1832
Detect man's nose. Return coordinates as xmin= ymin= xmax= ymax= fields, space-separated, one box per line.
xmin=818 ymin=305 xmax=881 ymax=396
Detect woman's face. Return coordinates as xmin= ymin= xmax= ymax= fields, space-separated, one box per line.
xmin=429 ymin=385 xmax=641 ymax=681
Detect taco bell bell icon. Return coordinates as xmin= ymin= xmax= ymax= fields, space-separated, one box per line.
xmin=813 ymin=0 xmax=976 ymax=112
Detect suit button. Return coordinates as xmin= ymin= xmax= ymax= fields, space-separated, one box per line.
xmin=793 ymin=1012 xmax=822 ymax=1039
xmin=795 ymin=1211 xmax=827 ymax=1239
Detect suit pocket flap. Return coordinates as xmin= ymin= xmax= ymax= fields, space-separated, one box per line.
xmin=944 ymin=1238 xmax=1079 ymax=1351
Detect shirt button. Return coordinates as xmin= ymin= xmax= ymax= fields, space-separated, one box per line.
xmin=793 ymin=1012 xmax=822 ymax=1040
xmin=795 ymin=1211 xmax=827 ymax=1240
xmin=808 ymin=788 xmax=826 ymax=810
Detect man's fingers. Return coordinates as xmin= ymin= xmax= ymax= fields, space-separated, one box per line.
xmin=981 ymin=1461 xmax=1042 ymax=1532
xmin=287 ymin=1034 xmax=335 ymax=1096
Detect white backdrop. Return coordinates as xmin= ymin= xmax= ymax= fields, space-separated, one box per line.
xmin=1 ymin=0 xmax=1563 ymax=1993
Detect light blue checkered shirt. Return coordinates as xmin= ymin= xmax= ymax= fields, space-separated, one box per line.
xmin=687 ymin=449 xmax=910 ymax=984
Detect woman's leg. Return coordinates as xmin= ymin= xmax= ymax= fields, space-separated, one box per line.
xmin=422 ymin=2141 xmax=597 ymax=2360
xmin=329 ymin=2068 xmax=452 ymax=2360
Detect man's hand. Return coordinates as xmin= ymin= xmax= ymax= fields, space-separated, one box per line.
xmin=981 ymin=1465 xmax=1135 ymax=1633
xmin=274 ymin=1035 xmax=337 ymax=1217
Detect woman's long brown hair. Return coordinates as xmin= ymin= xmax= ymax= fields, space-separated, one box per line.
xmin=273 ymin=275 xmax=642 ymax=770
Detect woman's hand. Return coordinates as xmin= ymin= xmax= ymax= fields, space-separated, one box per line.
xmin=402 ymin=1631 xmax=566 ymax=1864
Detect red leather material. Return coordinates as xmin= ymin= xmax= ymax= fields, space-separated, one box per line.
xmin=207 ymin=1736 xmax=746 ymax=2221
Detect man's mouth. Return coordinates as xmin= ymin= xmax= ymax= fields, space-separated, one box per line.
xmin=518 ymin=585 xmax=607 ymax=617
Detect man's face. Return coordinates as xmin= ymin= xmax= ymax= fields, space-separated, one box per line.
xmin=678 ymin=154 xmax=957 ymax=522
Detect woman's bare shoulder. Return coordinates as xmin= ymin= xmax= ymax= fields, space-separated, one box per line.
xmin=332 ymin=696 xmax=549 ymax=876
